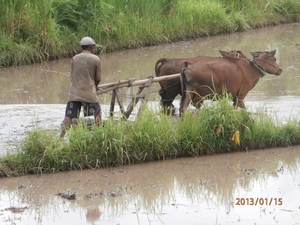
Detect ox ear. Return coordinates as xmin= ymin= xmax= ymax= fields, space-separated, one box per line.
xmin=237 ymin=50 xmax=247 ymax=58
xmin=219 ymin=50 xmax=229 ymax=57
xmin=250 ymin=51 xmax=259 ymax=59
xmin=268 ymin=49 xmax=276 ymax=57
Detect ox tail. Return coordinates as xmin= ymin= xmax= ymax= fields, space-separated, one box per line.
xmin=155 ymin=58 xmax=167 ymax=100
xmin=154 ymin=58 xmax=167 ymax=77
xmin=179 ymin=61 xmax=189 ymax=112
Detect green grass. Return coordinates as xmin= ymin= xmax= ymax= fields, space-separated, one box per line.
xmin=1 ymin=96 xmax=300 ymax=177
xmin=0 ymin=0 xmax=299 ymax=66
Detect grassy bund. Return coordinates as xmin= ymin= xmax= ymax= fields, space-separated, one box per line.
xmin=0 ymin=0 xmax=300 ymax=67
xmin=1 ymin=0 xmax=300 ymax=177
xmin=1 ymin=97 xmax=300 ymax=177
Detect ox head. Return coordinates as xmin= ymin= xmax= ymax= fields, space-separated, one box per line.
xmin=250 ymin=50 xmax=282 ymax=75
xmin=219 ymin=50 xmax=247 ymax=59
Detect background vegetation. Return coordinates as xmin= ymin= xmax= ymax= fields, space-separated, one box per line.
xmin=0 ymin=0 xmax=300 ymax=66
xmin=1 ymin=97 xmax=300 ymax=177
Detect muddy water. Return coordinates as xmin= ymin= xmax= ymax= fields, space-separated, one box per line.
xmin=1 ymin=23 xmax=300 ymax=152
xmin=1 ymin=23 xmax=300 ymax=224
xmin=1 ymin=147 xmax=300 ymax=225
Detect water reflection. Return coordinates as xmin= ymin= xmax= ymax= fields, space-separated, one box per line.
xmin=85 ymin=206 xmax=101 ymax=223
xmin=1 ymin=147 xmax=300 ymax=224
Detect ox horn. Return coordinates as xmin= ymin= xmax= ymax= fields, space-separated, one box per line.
xmin=268 ymin=49 xmax=276 ymax=56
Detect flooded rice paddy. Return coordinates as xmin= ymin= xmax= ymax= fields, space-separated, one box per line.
xmin=1 ymin=147 xmax=300 ymax=225
xmin=1 ymin=23 xmax=300 ymax=224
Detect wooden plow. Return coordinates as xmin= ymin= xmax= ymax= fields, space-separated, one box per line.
xmin=96 ymin=73 xmax=180 ymax=119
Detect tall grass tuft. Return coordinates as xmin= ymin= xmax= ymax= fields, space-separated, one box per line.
xmin=176 ymin=95 xmax=254 ymax=156
xmin=127 ymin=107 xmax=177 ymax=161
xmin=1 ymin=0 xmax=300 ymax=66
xmin=273 ymin=0 xmax=300 ymax=22
xmin=89 ymin=118 xmax=129 ymax=167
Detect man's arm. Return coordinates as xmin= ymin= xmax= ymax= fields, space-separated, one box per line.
xmin=95 ymin=58 xmax=101 ymax=90
xmin=95 ymin=80 xmax=100 ymax=90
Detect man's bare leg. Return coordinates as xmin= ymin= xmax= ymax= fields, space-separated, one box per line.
xmin=60 ymin=116 xmax=73 ymax=138
xmin=94 ymin=112 xmax=102 ymax=126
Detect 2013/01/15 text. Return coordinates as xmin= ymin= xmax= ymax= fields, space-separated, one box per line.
xmin=236 ymin=198 xmax=282 ymax=206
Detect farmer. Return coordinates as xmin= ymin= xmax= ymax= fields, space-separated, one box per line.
xmin=60 ymin=36 xmax=102 ymax=138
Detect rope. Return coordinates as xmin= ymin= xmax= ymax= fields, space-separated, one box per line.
xmin=251 ymin=57 xmax=281 ymax=77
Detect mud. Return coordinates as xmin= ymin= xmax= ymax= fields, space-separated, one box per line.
xmin=1 ymin=146 xmax=300 ymax=224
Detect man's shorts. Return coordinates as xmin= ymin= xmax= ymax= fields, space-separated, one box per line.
xmin=65 ymin=101 xmax=101 ymax=118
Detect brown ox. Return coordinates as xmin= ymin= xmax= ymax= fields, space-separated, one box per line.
xmin=179 ymin=50 xmax=282 ymax=114
xmin=155 ymin=50 xmax=246 ymax=111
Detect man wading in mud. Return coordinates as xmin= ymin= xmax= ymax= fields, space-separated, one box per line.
xmin=60 ymin=36 xmax=102 ymax=138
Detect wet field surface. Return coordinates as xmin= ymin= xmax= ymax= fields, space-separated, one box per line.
xmin=1 ymin=147 xmax=300 ymax=225
xmin=1 ymin=23 xmax=300 ymax=224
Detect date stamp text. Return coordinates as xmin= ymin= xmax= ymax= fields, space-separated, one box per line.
xmin=235 ymin=198 xmax=282 ymax=206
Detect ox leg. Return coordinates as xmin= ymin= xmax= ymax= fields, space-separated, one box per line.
xmin=159 ymin=88 xmax=176 ymax=115
xmin=179 ymin=91 xmax=192 ymax=115
xmin=233 ymin=97 xmax=238 ymax=108
xmin=191 ymin=94 xmax=204 ymax=109
xmin=233 ymin=97 xmax=246 ymax=109
xmin=192 ymin=101 xmax=203 ymax=109
xmin=160 ymin=98 xmax=176 ymax=115
xmin=160 ymin=102 xmax=175 ymax=115
xmin=238 ymin=101 xmax=246 ymax=108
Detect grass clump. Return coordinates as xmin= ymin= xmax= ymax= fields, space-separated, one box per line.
xmin=126 ymin=107 xmax=177 ymax=161
xmin=87 ymin=119 xmax=129 ymax=167
xmin=250 ymin=115 xmax=300 ymax=149
xmin=1 ymin=96 xmax=300 ymax=177
xmin=1 ymin=0 xmax=300 ymax=66
xmin=176 ymin=98 xmax=253 ymax=156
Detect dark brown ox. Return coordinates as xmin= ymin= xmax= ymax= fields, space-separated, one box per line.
xmin=179 ymin=50 xmax=282 ymax=114
xmin=155 ymin=50 xmax=246 ymax=112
